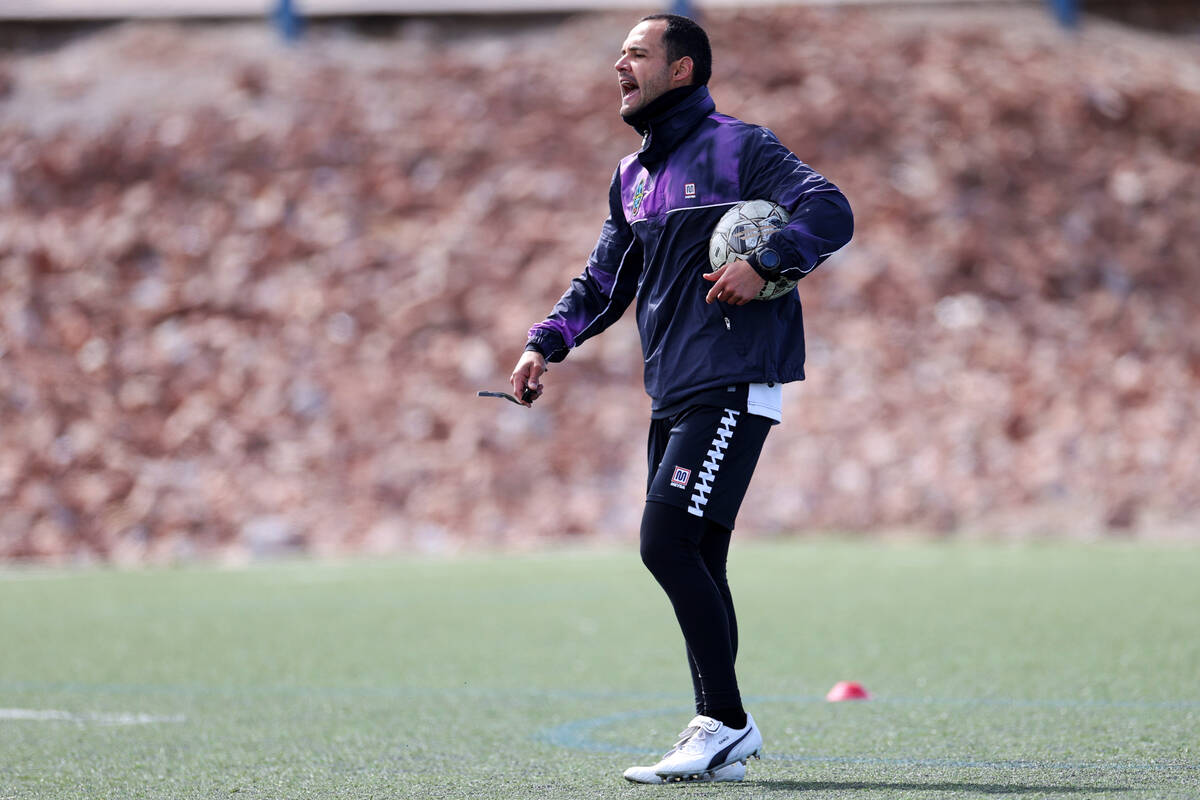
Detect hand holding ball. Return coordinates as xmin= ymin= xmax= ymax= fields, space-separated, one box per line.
xmin=708 ymin=200 xmax=796 ymax=301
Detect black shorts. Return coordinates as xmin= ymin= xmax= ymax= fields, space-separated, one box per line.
xmin=646 ymin=405 xmax=772 ymax=531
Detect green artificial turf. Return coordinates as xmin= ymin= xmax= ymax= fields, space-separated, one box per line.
xmin=1 ymin=540 xmax=1197 ymax=799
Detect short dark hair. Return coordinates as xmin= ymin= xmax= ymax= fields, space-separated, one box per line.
xmin=640 ymin=13 xmax=712 ymax=86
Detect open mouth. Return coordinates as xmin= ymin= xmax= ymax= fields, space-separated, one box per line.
xmin=619 ymin=79 xmax=638 ymax=99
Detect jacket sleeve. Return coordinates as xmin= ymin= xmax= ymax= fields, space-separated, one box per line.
xmin=739 ymin=127 xmax=853 ymax=281
xmin=525 ymin=169 xmax=642 ymax=362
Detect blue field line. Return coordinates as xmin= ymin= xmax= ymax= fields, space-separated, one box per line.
xmin=0 ymin=679 xmax=691 ymax=705
xmin=536 ymin=707 xmax=1200 ymax=774
xmin=534 ymin=708 xmax=662 ymax=755
xmin=4 ymin=679 xmax=1200 ymax=711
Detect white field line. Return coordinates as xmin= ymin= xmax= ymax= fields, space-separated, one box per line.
xmin=0 ymin=708 xmax=185 ymax=725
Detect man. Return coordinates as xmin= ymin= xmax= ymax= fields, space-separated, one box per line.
xmin=509 ymin=14 xmax=853 ymax=784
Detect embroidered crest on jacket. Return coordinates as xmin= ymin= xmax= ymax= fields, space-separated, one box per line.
xmin=631 ymin=177 xmax=648 ymax=217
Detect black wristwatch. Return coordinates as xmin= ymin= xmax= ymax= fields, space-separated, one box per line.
xmin=751 ymin=247 xmax=782 ymax=280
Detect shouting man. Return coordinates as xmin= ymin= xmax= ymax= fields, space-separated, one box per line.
xmin=509 ymin=14 xmax=853 ymax=784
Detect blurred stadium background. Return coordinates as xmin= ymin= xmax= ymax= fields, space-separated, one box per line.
xmin=0 ymin=0 xmax=1197 ymax=563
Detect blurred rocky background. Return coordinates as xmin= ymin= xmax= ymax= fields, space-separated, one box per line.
xmin=1 ymin=4 xmax=1198 ymax=562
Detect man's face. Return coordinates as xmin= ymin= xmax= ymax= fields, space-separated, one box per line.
xmin=614 ymin=20 xmax=684 ymax=118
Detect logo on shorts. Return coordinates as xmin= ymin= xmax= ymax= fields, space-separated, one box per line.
xmin=684 ymin=182 xmax=696 ymax=199
xmin=670 ymin=466 xmax=691 ymax=489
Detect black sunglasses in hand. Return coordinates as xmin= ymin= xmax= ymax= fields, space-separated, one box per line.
xmin=477 ymin=387 xmax=538 ymax=406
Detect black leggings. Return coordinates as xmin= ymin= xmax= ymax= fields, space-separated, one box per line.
xmin=639 ymin=500 xmax=740 ymax=717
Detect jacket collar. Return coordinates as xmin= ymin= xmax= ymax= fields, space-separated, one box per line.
xmin=623 ymin=84 xmax=715 ymax=168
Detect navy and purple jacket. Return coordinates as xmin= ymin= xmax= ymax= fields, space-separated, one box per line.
xmin=526 ymin=85 xmax=853 ymax=412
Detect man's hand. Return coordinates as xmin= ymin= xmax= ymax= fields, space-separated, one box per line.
xmin=703 ymin=261 xmax=766 ymax=305
xmin=510 ymin=350 xmax=548 ymax=407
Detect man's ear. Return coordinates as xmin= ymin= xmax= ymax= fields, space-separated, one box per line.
xmin=672 ymin=56 xmax=694 ymax=85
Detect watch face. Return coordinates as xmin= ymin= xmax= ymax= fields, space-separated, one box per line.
xmin=760 ymin=248 xmax=780 ymax=269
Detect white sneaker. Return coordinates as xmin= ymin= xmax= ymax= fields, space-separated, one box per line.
xmin=623 ymin=760 xmax=746 ymax=784
xmin=652 ymin=714 xmax=762 ymax=780
xmin=624 ymin=718 xmax=749 ymax=784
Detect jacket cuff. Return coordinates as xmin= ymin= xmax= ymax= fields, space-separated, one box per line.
xmin=751 ymin=245 xmax=813 ymax=282
xmin=525 ymin=329 xmax=566 ymax=361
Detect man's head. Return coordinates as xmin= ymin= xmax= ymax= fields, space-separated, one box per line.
xmin=614 ymin=14 xmax=712 ymax=119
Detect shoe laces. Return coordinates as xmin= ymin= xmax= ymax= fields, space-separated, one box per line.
xmin=679 ymin=726 xmax=712 ymax=755
xmin=661 ymin=724 xmax=700 ymax=758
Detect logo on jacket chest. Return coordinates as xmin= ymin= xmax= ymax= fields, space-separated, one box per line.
xmin=631 ymin=176 xmax=648 ymax=217
xmin=627 ymin=175 xmax=700 ymax=218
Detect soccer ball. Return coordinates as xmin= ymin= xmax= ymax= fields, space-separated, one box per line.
xmin=708 ymin=200 xmax=795 ymax=301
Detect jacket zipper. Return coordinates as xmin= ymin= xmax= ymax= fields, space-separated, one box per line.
xmin=717 ymin=299 xmax=732 ymax=331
